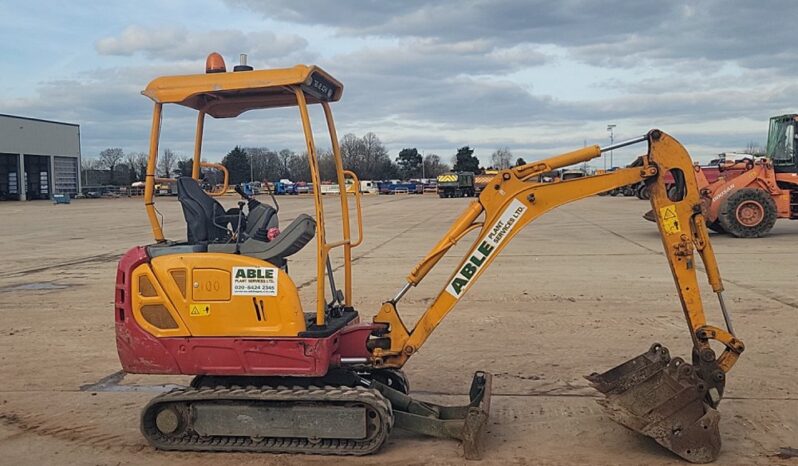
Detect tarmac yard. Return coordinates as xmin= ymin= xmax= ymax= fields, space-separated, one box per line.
xmin=0 ymin=194 xmax=796 ymax=465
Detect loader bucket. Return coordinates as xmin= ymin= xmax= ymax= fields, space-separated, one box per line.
xmin=586 ymin=344 xmax=721 ymax=463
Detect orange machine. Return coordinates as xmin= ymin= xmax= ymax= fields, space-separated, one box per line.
xmin=696 ymin=115 xmax=798 ymax=237
xmin=116 ymin=53 xmax=743 ymax=463
xmin=647 ymin=115 xmax=798 ymax=237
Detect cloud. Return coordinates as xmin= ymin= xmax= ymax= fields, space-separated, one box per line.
xmin=227 ymin=0 xmax=798 ymax=75
xmin=7 ymin=1 xmax=796 ymax=168
xmin=96 ymin=25 xmax=310 ymax=63
xmin=332 ymin=38 xmax=547 ymax=81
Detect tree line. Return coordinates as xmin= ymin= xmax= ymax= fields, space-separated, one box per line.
xmin=82 ymin=132 xmax=528 ymax=186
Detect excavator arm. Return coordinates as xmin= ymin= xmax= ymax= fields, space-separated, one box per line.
xmin=369 ymin=130 xmax=744 ymax=463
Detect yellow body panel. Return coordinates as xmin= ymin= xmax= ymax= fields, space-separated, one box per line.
xmin=132 ymin=253 xmax=307 ymax=338
xmin=131 ymin=263 xmax=190 ymax=337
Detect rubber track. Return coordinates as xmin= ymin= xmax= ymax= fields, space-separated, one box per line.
xmin=141 ymin=385 xmax=393 ymax=455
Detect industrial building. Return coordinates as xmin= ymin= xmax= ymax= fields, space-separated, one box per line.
xmin=0 ymin=114 xmax=81 ymax=200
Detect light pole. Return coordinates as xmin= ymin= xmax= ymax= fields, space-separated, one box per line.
xmin=606 ymin=124 xmax=616 ymax=168
xmin=249 ymin=152 xmax=254 ymax=183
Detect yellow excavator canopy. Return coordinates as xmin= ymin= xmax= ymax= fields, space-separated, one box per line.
xmin=142 ymin=64 xmax=343 ymax=118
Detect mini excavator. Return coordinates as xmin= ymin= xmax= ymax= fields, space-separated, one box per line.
xmin=115 ymin=53 xmax=744 ymax=463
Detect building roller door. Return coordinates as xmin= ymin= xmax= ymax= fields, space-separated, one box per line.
xmin=54 ymin=156 xmax=78 ymax=196
xmin=0 ymin=154 xmax=20 ymax=200
xmin=24 ymin=154 xmax=50 ymax=200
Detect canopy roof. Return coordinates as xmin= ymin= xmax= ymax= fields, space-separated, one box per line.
xmin=142 ymin=65 xmax=343 ymax=118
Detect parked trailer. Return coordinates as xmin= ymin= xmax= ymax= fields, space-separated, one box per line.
xmin=358 ymin=180 xmax=379 ymax=194
xmin=319 ymin=183 xmax=341 ymax=195
xmin=378 ymin=181 xmax=422 ymax=194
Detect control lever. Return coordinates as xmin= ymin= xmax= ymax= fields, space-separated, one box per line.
xmin=234 ymin=184 xmax=251 ymax=200
xmin=234 ymin=200 xmax=245 ymax=254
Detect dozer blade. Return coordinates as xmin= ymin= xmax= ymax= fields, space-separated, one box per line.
xmin=586 ymin=344 xmax=721 ymax=463
xmin=373 ymin=371 xmax=492 ymax=460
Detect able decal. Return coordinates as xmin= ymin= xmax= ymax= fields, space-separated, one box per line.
xmin=232 ymin=267 xmax=279 ymax=296
xmin=189 ymin=303 xmax=211 ymax=317
xmin=659 ymin=204 xmax=681 ymax=235
xmin=445 ymin=198 xmax=527 ymax=298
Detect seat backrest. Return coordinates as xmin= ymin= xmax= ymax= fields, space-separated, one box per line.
xmin=177 ymin=177 xmax=229 ymax=244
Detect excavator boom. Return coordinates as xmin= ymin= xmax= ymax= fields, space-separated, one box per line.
xmin=372 ymin=130 xmax=744 ymax=462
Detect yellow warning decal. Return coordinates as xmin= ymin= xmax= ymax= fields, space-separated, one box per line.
xmin=659 ymin=204 xmax=681 ymax=235
xmin=189 ymin=303 xmax=211 ymax=317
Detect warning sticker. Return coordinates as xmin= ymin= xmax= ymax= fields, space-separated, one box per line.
xmin=232 ymin=267 xmax=278 ymax=296
xmin=659 ymin=204 xmax=681 ymax=235
xmin=189 ymin=303 xmax=211 ymax=317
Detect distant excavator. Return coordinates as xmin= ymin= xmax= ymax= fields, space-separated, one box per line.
xmin=115 ymin=53 xmax=744 ymax=462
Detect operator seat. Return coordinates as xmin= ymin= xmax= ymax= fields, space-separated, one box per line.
xmin=174 ymin=177 xmax=316 ymax=266
xmin=176 ymin=177 xmax=239 ymax=245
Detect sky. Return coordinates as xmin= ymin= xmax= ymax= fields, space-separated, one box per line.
xmin=1 ymin=0 xmax=795 ymax=168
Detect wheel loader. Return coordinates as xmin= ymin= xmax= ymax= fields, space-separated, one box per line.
xmin=644 ymin=114 xmax=798 ymax=237
xmin=115 ymin=53 xmax=744 ymax=463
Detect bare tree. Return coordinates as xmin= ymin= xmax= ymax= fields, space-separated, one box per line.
xmin=125 ymin=151 xmax=148 ymax=182
xmin=491 ymin=147 xmax=513 ymax=170
xmin=135 ymin=153 xmax=148 ymax=180
xmin=337 ymin=132 xmax=394 ymax=180
xmin=243 ymin=147 xmax=285 ymax=181
xmin=423 ymin=153 xmax=450 ymax=178
xmin=339 ymin=133 xmax=365 ymax=174
xmin=159 ymin=148 xmax=176 ymax=178
xmin=361 ymin=132 xmax=391 ymax=179
xmin=317 ymin=148 xmax=338 ymax=181
xmin=99 ymin=148 xmax=125 ymax=184
xmin=743 ymin=141 xmax=766 ymax=156
xmin=80 ymin=157 xmax=100 ymax=186
xmin=176 ymin=155 xmax=193 ymax=177
xmin=287 ymin=152 xmax=311 ymax=182
xmin=278 ymin=149 xmax=294 ymax=178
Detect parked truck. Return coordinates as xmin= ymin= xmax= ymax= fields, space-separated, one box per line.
xmin=274 ymin=179 xmax=298 ymax=195
xmin=436 ymin=172 xmax=475 ymax=198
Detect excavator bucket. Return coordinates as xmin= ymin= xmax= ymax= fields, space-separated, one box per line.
xmin=586 ymin=344 xmax=721 ymax=463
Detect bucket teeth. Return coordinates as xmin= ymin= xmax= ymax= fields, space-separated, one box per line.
xmin=587 ymin=344 xmax=722 ymax=463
